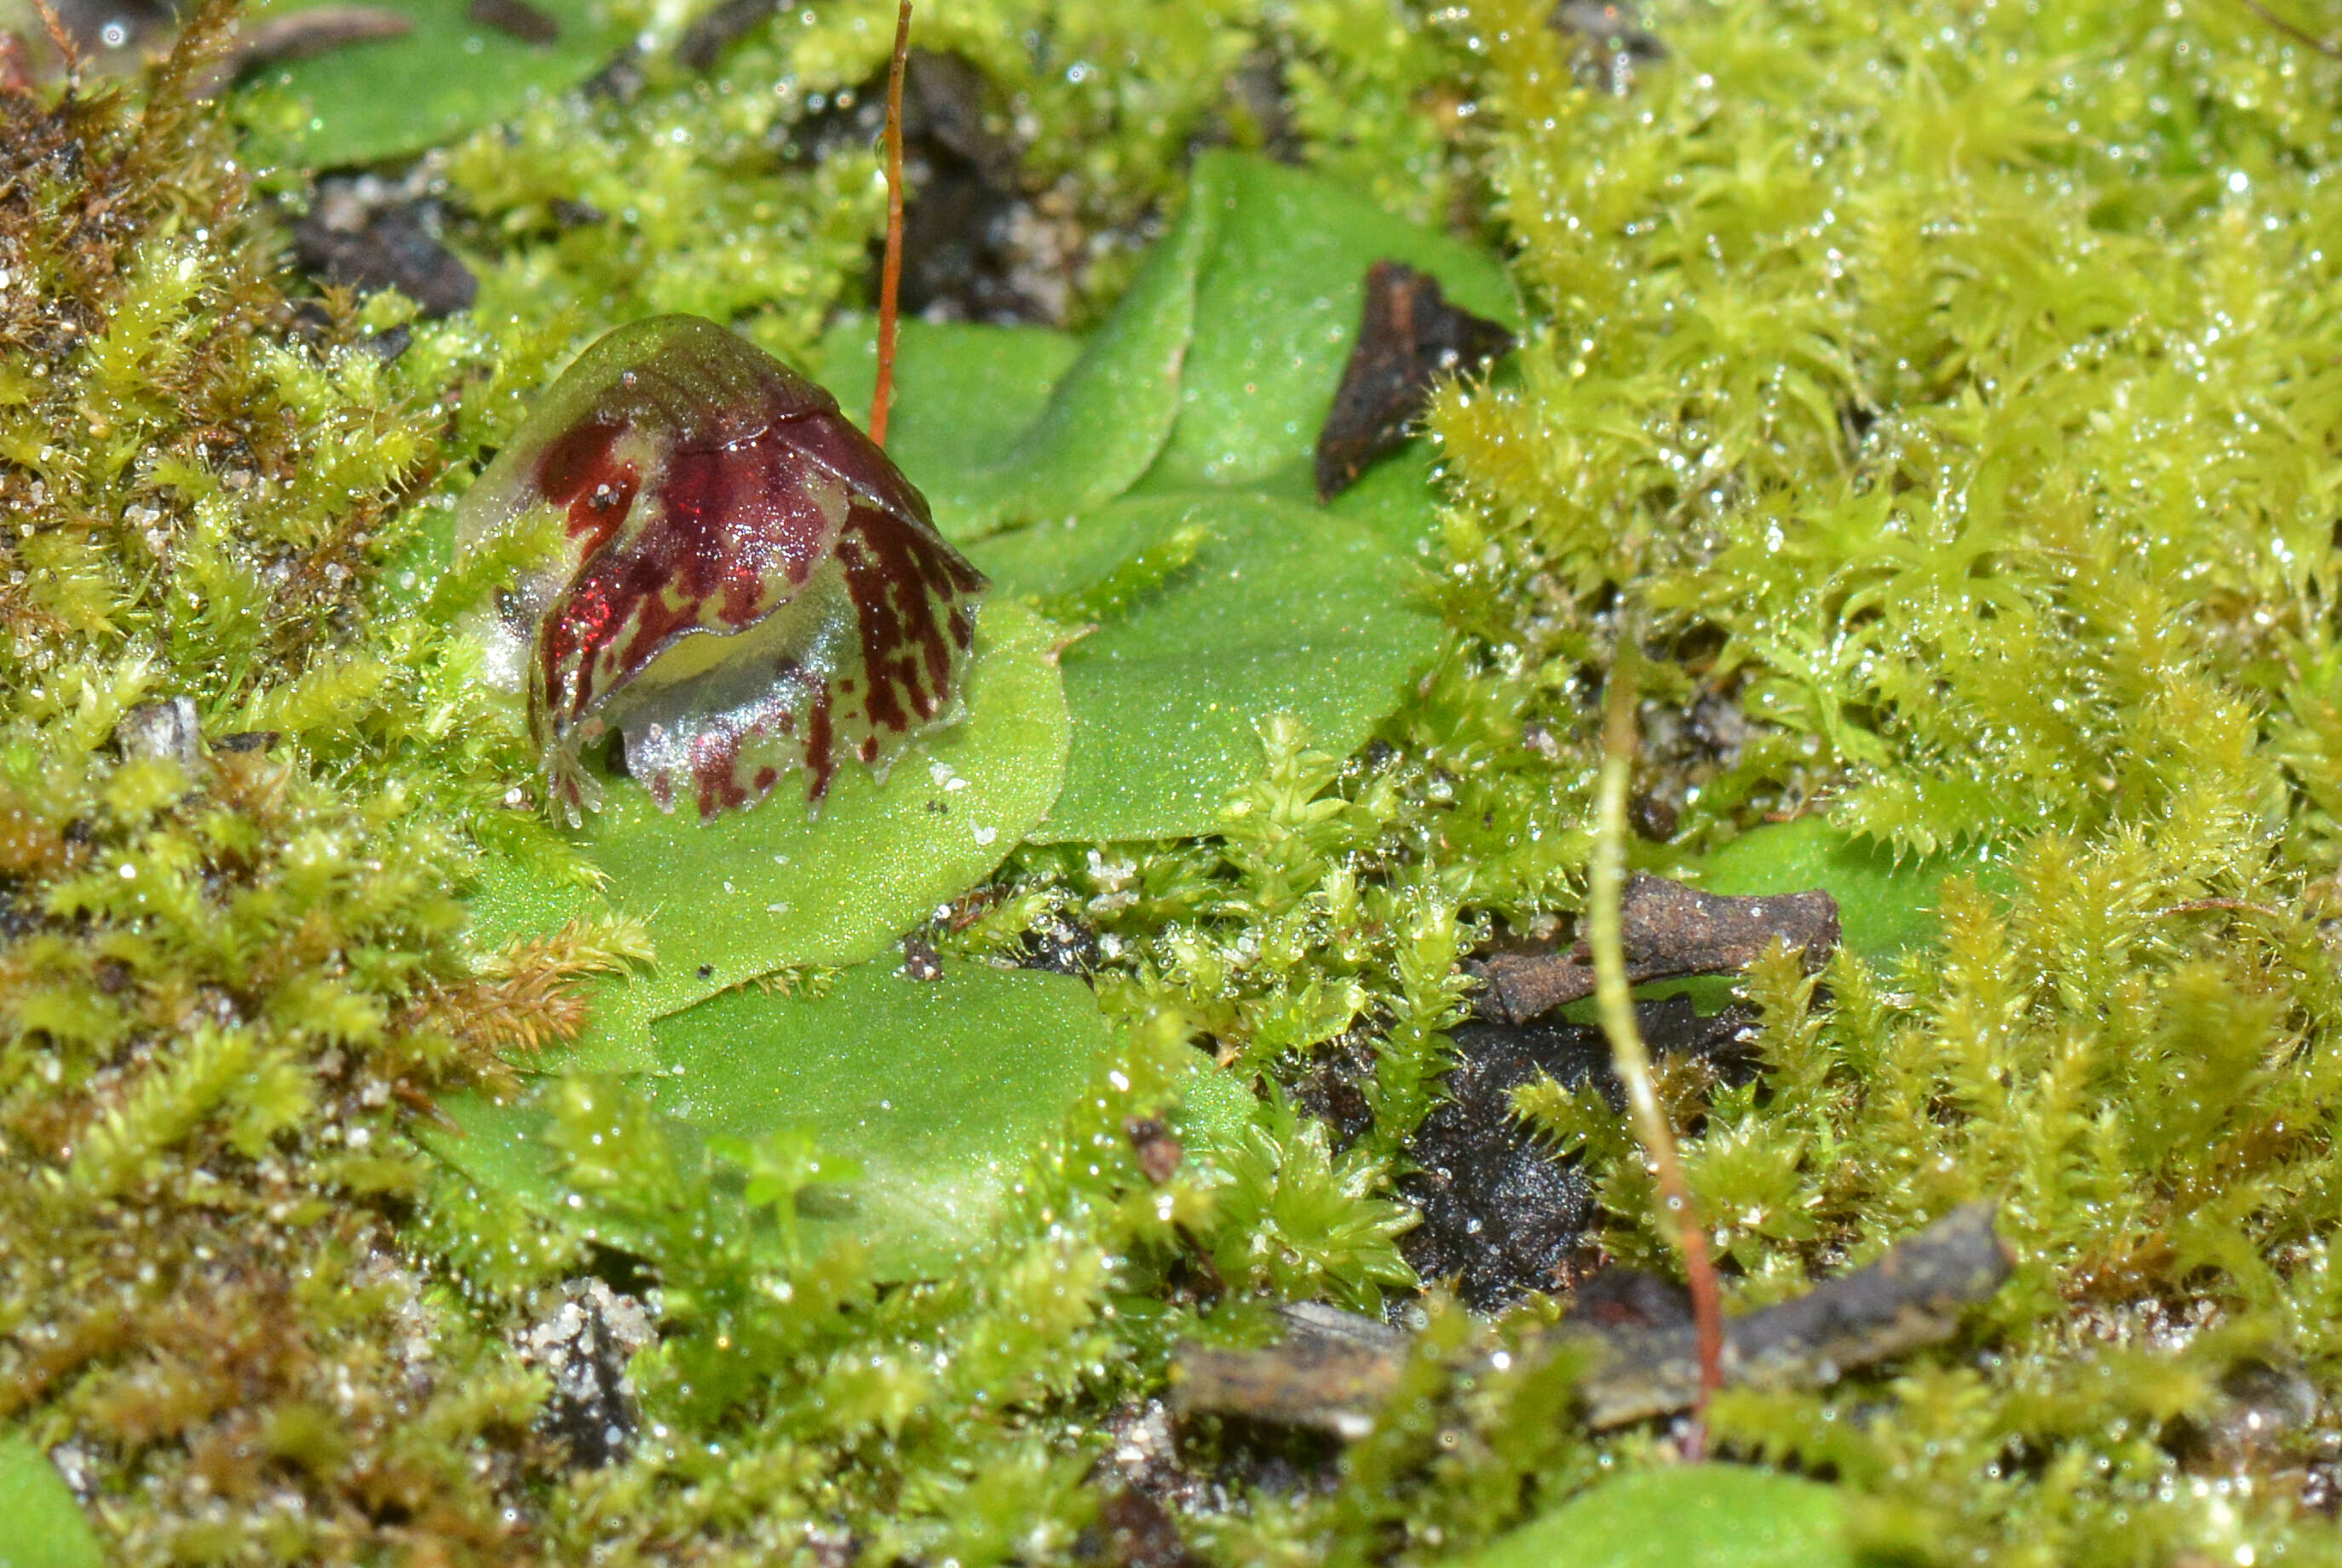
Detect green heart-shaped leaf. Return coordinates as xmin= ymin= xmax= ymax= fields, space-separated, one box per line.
xmin=975 ymin=491 xmax=1442 ymax=842
xmin=467 ymin=600 xmax=1068 ymax=1067
xmin=428 ymin=956 xmax=1112 ymax=1278
xmin=814 ymin=164 xmax=1226 ymax=541
xmin=1453 ymin=1466 xmax=1852 ymax=1568
xmin=647 ymin=957 xmax=1111 ymax=1273
xmin=235 ymin=0 xmax=637 ymax=169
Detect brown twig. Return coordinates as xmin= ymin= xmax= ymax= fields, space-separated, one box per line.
xmin=868 ymin=0 xmax=913 ymax=448
xmin=1587 ymin=655 xmax=1723 ymax=1454
xmin=1476 ymin=874 xmax=1839 ymax=1023
xmin=1169 ymin=1203 xmax=2014 ymax=1438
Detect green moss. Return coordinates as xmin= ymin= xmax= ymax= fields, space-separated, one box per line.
xmin=20 ymin=0 xmax=2342 ymax=1559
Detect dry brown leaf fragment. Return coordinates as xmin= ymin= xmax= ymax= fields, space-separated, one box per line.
xmin=1314 ymin=259 xmax=1512 ymax=501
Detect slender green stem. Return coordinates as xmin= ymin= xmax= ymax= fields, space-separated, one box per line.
xmin=1587 ymin=650 xmax=1725 ymax=1455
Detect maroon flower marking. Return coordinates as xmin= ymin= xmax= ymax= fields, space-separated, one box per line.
xmin=452 ymin=314 xmax=987 ymax=822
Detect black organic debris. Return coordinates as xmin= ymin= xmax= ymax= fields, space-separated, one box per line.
xmin=780 ymin=50 xmax=1053 ymax=323
xmin=1085 ymin=1488 xmax=1210 ymax=1568
xmin=1403 ymin=998 xmax=1756 ymax=1310
xmin=518 ymin=1279 xmax=656 ymax=1469
xmin=294 ymin=181 xmax=477 ymax=318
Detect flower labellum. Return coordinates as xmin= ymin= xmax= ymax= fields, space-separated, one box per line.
xmin=455 ymin=314 xmax=987 ymax=822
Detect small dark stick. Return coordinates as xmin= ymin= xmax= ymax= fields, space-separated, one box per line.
xmin=869 ymin=0 xmax=913 ymax=448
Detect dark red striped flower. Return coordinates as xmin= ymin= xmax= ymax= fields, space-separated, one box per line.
xmin=454 ymin=314 xmax=986 ymax=822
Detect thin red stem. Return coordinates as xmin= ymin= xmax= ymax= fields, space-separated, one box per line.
xmin=869 ymin=0 xmax=912 ymax=448
xmin=1590 ymin=656 xmax=1726 ymax=1457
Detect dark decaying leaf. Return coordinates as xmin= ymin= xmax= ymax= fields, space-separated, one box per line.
xmin=217 ymin=5 xmax=412 ymax=83
xmin=676 ymin=0 xmax=776 ymax=70
xmin=1124 ymin=1115 xmax=1184 ymax=1184
xmin=1404 ymin=997 xmax=1756 ymax=1310
xmin=1173 ymin=1203 xmax=2012 ymax=1437
xmin=293 ymin=187 xmax=476 ymax=318
xmin=466 ymin=0 xmax=559 ymax=45
xmin=1313 ymin=259 xmax=1513 ymax=501
xmin=1474 ymin=871 xmax=1840 ymax=1024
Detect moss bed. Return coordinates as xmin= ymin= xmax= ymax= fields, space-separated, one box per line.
xmin=9 ymin=0 xmax=2342 ymax=1561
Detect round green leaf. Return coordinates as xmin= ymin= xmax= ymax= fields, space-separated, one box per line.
xmin=0 ymin=1435 xmax=102 ymax=1568
xmin=467 ymin=600 xmax=1070 ymax=1064
xmin=428 ymin=957 xmax=1113 ymax=1279
xmin=235 ymin=0 xmax=636 ymax=169
xmin=974 ymin=491 xmax=1444 ymax=843
xmin=648 ymin=957 xmax=1112 ymax=1275
xmin=1454 ymin=1466 xmax=1852 ymax=1568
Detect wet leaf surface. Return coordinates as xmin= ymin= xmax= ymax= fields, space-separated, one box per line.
xmin=1455 ymin=1465 xmax=1852 ymax=1568
xmin=235 ymin=0 xmax=632 ymax=168
xmin=429 ymin=956 xmax=1112 ymax=1278
xmin=974 ymin=492 xmax=1442 ymax=842
xmin=919 ymin=169 xmax=1223 ymax=537
xmin=647 ymin=956 xmax=1110 ymax=1274
xmin=467 ymin=601 xmax=1068 ymax=1067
